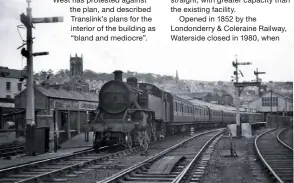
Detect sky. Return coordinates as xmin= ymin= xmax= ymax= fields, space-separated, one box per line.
xmin=0 ymin=0 xmax=293 ymax=82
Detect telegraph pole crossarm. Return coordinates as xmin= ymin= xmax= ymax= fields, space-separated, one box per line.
xmin=20 ymin=0 xmax=63 ymax=155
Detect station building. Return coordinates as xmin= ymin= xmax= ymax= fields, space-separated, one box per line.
xmin=14 ymin=84 xmax=99 ymax=144
xmin=246 ymin=90 xmax=293 ymax=116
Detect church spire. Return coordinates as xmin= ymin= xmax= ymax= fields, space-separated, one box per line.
xmin=175 ymin=70 xmax=179 ymax=82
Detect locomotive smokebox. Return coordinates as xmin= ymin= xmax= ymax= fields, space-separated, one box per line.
xmin=127 ymin=77 xmax=138 ymax=87
xmin=113 ymin=70 xmax=123 ymax=81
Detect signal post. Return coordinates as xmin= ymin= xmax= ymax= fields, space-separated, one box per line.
xmin=232 ymin=57 xmax=261 ymax=137
xmin=20 ymin=0 xmax=63 ymax=155
xmin=254 ymin=68 xmax=267 ymax=96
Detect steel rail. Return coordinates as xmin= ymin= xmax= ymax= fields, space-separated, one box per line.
xmin=13 ymin=146 xmax=142 ymax=183
xmin=277 ymin=128 xmax=293 ymax=151
xmin=0 ymin=148 xmax=95 ymax=174
xmin=96 ymin=128 xmax=225 ymax=183
xmin=0 ymin=130 xmax=198 ymax=182
xmin=254 ymin=128 xmax=284 ymax=183
xmin=172 ymin=131 xmax=224 ymax=183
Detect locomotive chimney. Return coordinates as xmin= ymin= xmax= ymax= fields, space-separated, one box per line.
xmin=127 ymin=77 xmax=138 ymax=87
xmin=113 ymin=70 xmax=123 ymax=81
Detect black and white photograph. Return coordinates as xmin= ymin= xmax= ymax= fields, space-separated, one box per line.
xmin=0 ymin=0 xmax=293 ymax=182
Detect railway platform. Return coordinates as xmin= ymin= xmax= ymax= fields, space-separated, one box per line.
xmin=60 ymin=132 xmax=94 ymax=148
xmin=0 ymin=132 xmax=94 ymax=170
xmin=200 ymin=129 xmax=270 ymax=183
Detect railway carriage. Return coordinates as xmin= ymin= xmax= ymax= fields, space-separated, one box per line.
xmin=223 ymin=110 xmax=236 ymax=124
xmin=172 ymin=95 xmax=194 ymax=133
xmin=193 ymin=105 xmax=210 ymax=123
xmin=86 ymin=70 xmax=266 ymax=151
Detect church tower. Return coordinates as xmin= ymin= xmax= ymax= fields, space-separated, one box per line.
xmin=175 ymin=70 xmax=180 ymax=94
xmin=175 ymin=70 xmax=179 ymax=83
xmin=70 ymin=53 xmax=83 ymax=78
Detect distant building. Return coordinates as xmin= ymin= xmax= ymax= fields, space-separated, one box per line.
xmin=40 ymin=53 xmax=89 ymax=92
xmin=221 ymin=94 xmax=234 ymax=106
xmin=70 ymin=53 xmax=83 ymax=77
xmin=189 ymin=92 xmax=220 ymax=104
xmin=0 ymin=67 xmax=26 ymax=104
xmin=247 ymin=90 xmax=293 ymax=115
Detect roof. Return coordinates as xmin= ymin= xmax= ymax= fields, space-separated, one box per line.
xmin=189 ymin=98 xmax=236 ymax=112
xmin=248 ymin=90 xmax=293 ymax=104
xmin=35 ymin=85 xmax=98 ymax=102
xmin=172 ymin=95 xmax=194 ymax=105
xmin=189 ymin=92 xmax=210 ymax=99
xmin=46 ymin=77 xmax=71 ymax=85
xmin=0 ymin=67 xmax=23 ymax=79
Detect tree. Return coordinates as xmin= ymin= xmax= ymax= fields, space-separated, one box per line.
xmin=199 ymin=83 xmax=204 ymax=91
xmin=40 ymin=70 xmax=47 ymax=80
xmin=47 ymin=69 xmax=54 ymax=76
xmin=217 ymin=81 xmax=224 ymax=86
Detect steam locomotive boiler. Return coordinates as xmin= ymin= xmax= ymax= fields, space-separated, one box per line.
xmin=89 ymin=70 xmax=165 ymax=151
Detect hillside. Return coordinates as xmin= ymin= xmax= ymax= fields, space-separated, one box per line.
xmin=34 ymin=69 xmax=293 ymax=104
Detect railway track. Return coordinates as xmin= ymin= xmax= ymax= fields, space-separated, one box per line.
xmin=0 ymin=130 xmax=200 ymax=183
xmin=97 ymin=128 xmax=225 ymax=183
xmin=0 ymin=145 xmax=142 ymax=183
xmin=0 ymin=142 xmax=26 ymax=159
xmin=277 ymin=128 xmax=293 ymax=151
xmin=255 ymin=128 xmax=293 ymax=183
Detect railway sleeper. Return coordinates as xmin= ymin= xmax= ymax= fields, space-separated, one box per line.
xmin=8 ymin=174 xmax=35 ymax=178
xmin=131 ymin=172 xmax=177 ymax=178
xmin=124 ymin=175 xmax=175 ymax=182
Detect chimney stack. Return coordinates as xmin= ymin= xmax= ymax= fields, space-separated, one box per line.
xmin=113 ymin=70 xmax=123 ymax=81
xmin=127 ymin=77 xmax=138 ymax=87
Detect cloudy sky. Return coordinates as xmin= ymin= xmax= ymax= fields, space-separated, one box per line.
xmin=0 ymin=0 xmax=293 ymax=81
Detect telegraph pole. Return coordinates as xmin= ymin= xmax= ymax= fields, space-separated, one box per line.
xmin=20 ymin=0 xmax=63 ymax=155
xmin=232 ymin=56 xmax=253 ymax=137
xmin=254 ymin=68 xmax=266 ymax=96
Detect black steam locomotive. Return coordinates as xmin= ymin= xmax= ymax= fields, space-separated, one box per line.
xmin=86 ymin=70 xmax=264 ymax=151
